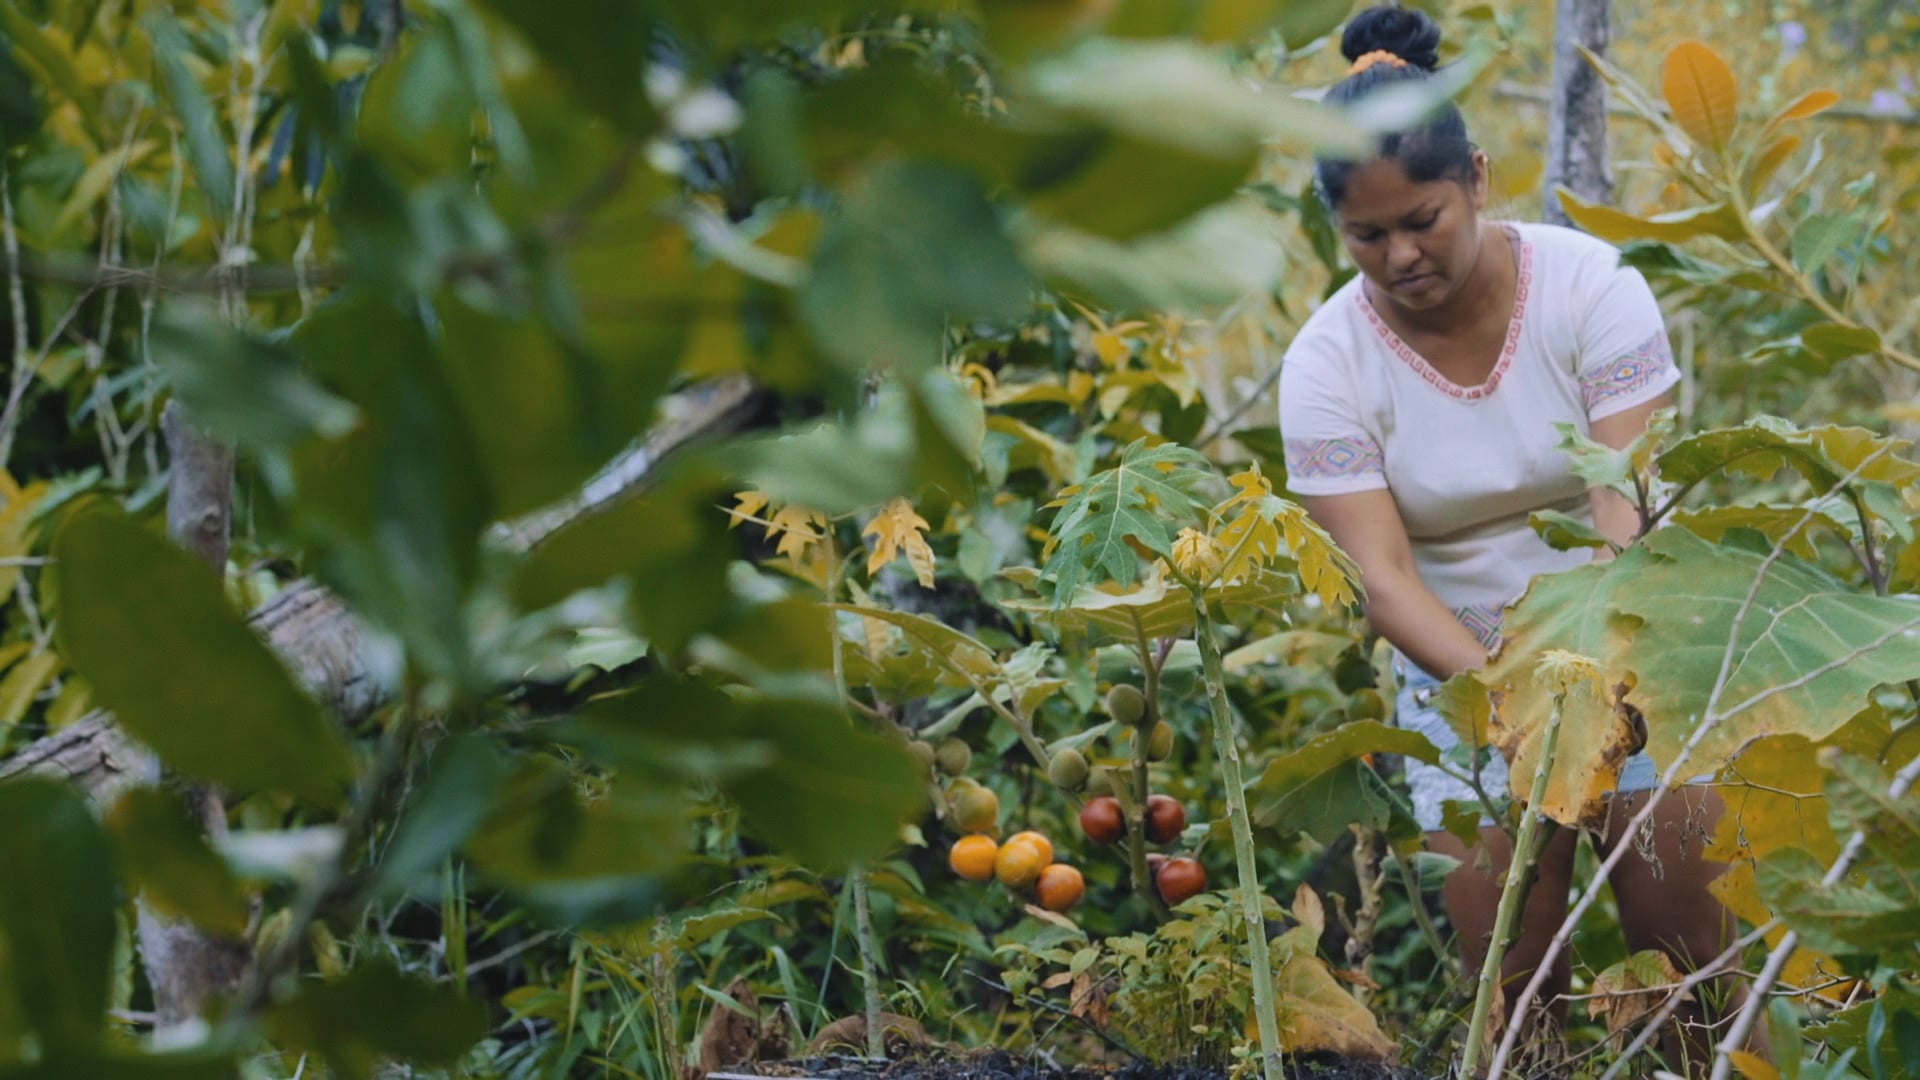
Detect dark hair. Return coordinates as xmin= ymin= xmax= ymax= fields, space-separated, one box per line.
xmin=1313 ymin=6 xmax=1477 ymax=208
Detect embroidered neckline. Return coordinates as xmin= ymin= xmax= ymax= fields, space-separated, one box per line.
xmin=1355 ymin=223 xmax=1533 ymax=403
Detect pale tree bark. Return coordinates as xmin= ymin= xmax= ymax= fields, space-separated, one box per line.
xmin=1543 ymin=0 xmax=1613 ymax=225
xmin=134 ymin=403 xmax=251 ymax=1032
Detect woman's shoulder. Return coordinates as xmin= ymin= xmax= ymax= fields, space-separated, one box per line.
xmin=1284 ymin=275 xmax=1369 ymax=363
xmin=1512 ymin=220 xmax=1630 ymax=269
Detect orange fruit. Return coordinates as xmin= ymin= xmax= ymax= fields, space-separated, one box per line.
xmin=1035 ymin=864 xmax=1086 ymax=913
xmin=949 ymin=835 xmax=998 ymax=882
xmin=1155 ymin=856 xmax=1208 ymax=906
xmin=1078 ymin=796 xmax=1124 ymax=844
xmin=994 ymin=837 xmax=1049 ymax=890
xmin=1145 ymin=795 xmax=1187 ymax=845
xmin=1007 ymin=830 xmax=1054 ymax=865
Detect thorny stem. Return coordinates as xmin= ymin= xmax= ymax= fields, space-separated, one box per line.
xmin=1460 ymin=692 xmax=1566 ymax=1079
xmin=1191 ymin=598 xmax=1285 ymax=1080
xmin=825 ymin=534 xmax=889 ymax=1060
xmin=1709 ymin=747 xmax=1920 ymax=1079
xmin=1343 ymin=825 xmax=1387 ymax=1005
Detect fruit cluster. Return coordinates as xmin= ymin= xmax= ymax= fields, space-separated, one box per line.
xmin=941 ymin=785 xmax=1084 ymax=913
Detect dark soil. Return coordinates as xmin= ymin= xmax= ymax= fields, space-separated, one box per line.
xmin=720 ymin=1047 xmax=1437 ymax=1080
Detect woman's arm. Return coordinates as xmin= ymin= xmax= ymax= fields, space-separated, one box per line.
xmin=1586 ymin=391 xmax=1676 ymax=551
xmin=1300 ymin=489 xmax=1489 ymax=681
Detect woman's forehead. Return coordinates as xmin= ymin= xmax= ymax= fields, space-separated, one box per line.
xmin=1334 ymin=159 xmax=1458 ymax=222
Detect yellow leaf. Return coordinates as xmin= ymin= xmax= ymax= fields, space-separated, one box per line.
xmin=1275 ymin=502 xmax=1361 ymax=610
xmin=765 ymin=505 xmax=828 ymax=570
xmin=54 ymin=139 xmax=156 ymax=231
xmin=1661 ymin=41 xmax=1739 ymax=154
xmin=1725 ymin=1050 xmax=1782 ymax=1080
xmin=862 ymin=497 xmax=936 ymax=588
xmin=1587 ymin=949 xmax=1684 ymax=1037
xmin=1761 ymin=89 xmax=1840 ymax=138
xmin=1554 ymin=188 xmax=1745 ymax=244
xmin=727 ymin=489 xmax=769 ymax=529
xmin=1743 ymin=135 xmax=1802 ymax=200
xmin=1258 ymin=927 xmax=1394 ymax=1059
xmin=0 ymin=649 xmax=59 ymax=729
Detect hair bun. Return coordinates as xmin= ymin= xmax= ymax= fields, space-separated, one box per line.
xmin=1341 ymin=6 xmax=1443 ymax=72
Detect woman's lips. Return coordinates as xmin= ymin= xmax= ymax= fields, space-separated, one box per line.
xmin=1395 ymin=272 xmax=1439 ymax=293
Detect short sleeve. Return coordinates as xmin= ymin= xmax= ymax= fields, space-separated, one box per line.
xmin=1575 ymin=254 xmax=1681 ymax=421
xmin=1278 ymin=346 xmax=1387 ymax=496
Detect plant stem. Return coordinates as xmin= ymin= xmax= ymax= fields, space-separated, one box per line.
xmin=1128 ymin=612 xmax=1170 ymax=917
xmin=849 ymin=863 xmax=888 ymax=1059
xmin=1190 ymin=597 xmax=1285 ymax=1080
xmin=1459 ymin=692 xmax=1565 ymax=1079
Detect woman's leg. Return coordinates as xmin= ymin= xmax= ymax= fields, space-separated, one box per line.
xmin=1429 ymin=822 xmax=1580 ymax=1032
xmin=1603 ymin=785 xmax=1742 ymax=1077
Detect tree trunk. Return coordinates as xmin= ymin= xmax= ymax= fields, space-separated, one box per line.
xmin=1543 ymin=0 xmax=1612 ymax=225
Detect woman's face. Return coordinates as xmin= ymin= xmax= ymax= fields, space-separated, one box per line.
xmin=1334 ymin=153 xmax=1488 ymax=312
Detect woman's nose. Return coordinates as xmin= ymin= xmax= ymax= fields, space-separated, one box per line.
xmin=1387 ymin=232 xmax=1422 ymax=271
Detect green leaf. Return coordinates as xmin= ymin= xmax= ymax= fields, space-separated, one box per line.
xmin=1799 ymin=323 xmax=1883 ymax=362
xmin=265 ymin=960 xmax=489 ymax=1080
xmin=1024 ymin=199 xmax=1288 ymax=312
xmin=1791 ymin=212 xmax=1869 ymax=276
xmin=1530 ymin=510 xmax=1612 ymax=552
xmin=1656 ymin=417 xmax=1920 ymax=496
xmin=106 ymin=789 xmax=250 ymax=936
xmin=1755 ymin=847 xmax=1920 ymax=955
xmin=1041 ymin=439 xmax=1214 ymax=599
xmin=1270 ymin=0 xmax=1354 ymax=47
xmin=474 ymin=0 xmax=654 ymax=131
xmin=153 ymin=309 xmax=358 ymax=453
xmin=0 ymin=4 xmax=90 ymax=140
xmin=0 ymin=780 xmax=116 ymax=1052
xmin=1554 ymin=408 xmax=1678 ymax=494
xmin=1248 ymin=721 xmax=1437 ymax=844
xmin=1669 ymin=505 xmax=1844 ymax=560
xmin=1617 ymin=528 xmax=1920 ymax=779
xmin=0 ymin=1051 xmax=234 ymax=1079
xmin=0 ymin=648 xmax=57 ymax=729
xmin=800 ymin=161 xmax=1033 ymax=374
xmin=54 ymin=510 xmax=353 ymax=805
xmin=148 ymin=16 xmax=234 ymax=224
xmin=377 ymin=736 xmax=511 ymax=896
xmin=290 ymin=292 xmax=491 ymax=684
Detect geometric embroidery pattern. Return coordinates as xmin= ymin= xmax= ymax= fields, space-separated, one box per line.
xmin=1580 ymin=329 xmax=1675 ymax=411
xmin=1452 ymin=601 xmax=1506 ymax=650
xmin=1356 ymin=224 xmax=1534 ymax=403
xmin=1285 ymin=435 xmax=1384 ymax=479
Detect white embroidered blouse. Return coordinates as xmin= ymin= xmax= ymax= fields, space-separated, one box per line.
xmin=1278 ymin=221 xmax=1680 ymax=648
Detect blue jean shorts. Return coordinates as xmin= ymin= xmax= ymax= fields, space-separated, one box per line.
xmin=1393 ymin=658 xmax=1661 ymax=832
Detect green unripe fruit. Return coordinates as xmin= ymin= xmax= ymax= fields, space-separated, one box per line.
xmin=1334 ymin=650 xmax=1377 ymax=695
xmin=952 ymin=785 xmax=1000 ymax=833
xmin=935 ymin=737 xmax=973 ymax=776
xmin=908 ymin=740 xmax=938 ymax=770
xmin=1048 ymin=748 xmax=1090 ymax=791
xmin=1148 ymin=721 xmax=1174 ymax=762
xmin=1106 ymin=683 xmax=1149 ymax=727
xmin=1348 ymin=688 xmax=1387 ymax=722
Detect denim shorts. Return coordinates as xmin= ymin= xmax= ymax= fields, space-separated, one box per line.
xmin=1393 ymin=658 xmax=1661 ymax=832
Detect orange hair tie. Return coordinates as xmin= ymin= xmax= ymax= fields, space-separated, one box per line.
xmin=1349 ymin=49 xmax=1410 ymax=75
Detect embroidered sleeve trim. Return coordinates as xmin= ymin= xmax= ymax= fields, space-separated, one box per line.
xmin=1580 ymin=329 xmax=1675 ymax=411
xmin=1285 ymin=435 xmax=1385 ymax=480
xmin=1453 ymin=602 xmax=1505 ymax=650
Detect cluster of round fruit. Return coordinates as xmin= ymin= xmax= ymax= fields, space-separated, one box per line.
xmin=938 ymin=773 xmax=1084 ymax=911
xmin=1077 ymin=790 xmax=1205 ymax=905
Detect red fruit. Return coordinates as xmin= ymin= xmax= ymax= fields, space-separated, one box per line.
xmin=1145 ymin=794 xmax=1187 ymax=844
xmin=1145 ymin=853 xmax=1169 ymax=875
xmin=1079 ymin=796 xmax=1124 ymax=844
xmin=1155 ymin=857 xmax=1208 ymax=906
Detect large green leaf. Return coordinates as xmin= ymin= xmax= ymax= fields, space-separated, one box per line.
xmin=148 ymin=16 xmax=234 ymax=223
xmin=106 ymin=789 xmax=250 ymax=936
xmin=1041 ymin=439 xmax=1215 ymax=599
xmin=1655 ymin=417 xmax=1920 ymax=496
xmin=1024 ymin=198 xmax=1289 ymax=313
xmin=290 ymin=292 xmax=491 ymax=684
xmin=1247 ymin=721 xmax=1435 ymax=844
xmin=377 ymin=735 xmax=511 ymax=897
xmin=152 ymin=310 xmax=358 ymax=453
xmin=1668 ymin=505 xmax=1844 ymax=560
xmin=0 ymin=1052 xmax=233 ymax=1079
xmin=476 ymin=0 xmax=656 ymax=130
xmin=0 ymin=32 xmax=42 ymax=149
xmin=265 ymin=961 xmax=489 ymax=1080
xmin=54 ymin=510 xmax=353 ymax=805
xmin=800 ymin=161 xmax=1033 ymax=374
xmin=0 ymin=780 xmax=116 ymax=1052
xmin=1615 ymin=528 xmax=1920 ymax=777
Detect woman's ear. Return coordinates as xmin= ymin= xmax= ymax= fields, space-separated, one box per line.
xmin=1469 ymin=149 xmax=1490 ymax=211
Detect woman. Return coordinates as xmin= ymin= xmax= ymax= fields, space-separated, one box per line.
xmin=1278 ymin=6 xmax=1737 ymax=1069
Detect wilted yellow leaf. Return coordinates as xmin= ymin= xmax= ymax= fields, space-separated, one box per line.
xmin=1554 ymin=188 xmax=1744 ymax=244
xmin=1587 ymin=949 xmax=1684 ymax=1037
xmin=1275 ymin=502 xmax=1361 ymax=610
xmin=765 ymin=505 xmax=829 ymax=570
xmin=1725 ymin=1050 xmax=1783 ymax=1080
xmin=1661 ymin=41 xmax=1739 ymax=154
xmin=863 ymin=497 xmax=937 ymax=588
xmin=728 ymin=489 xmax=770 ymax=529
xmin=1743 ymin=135 xmax=1802 ymax=199
xmin=1170 ymin=527 xmax=1222 ymax=582
xmin=1761 ymin=89 xmax=1840 ymax=137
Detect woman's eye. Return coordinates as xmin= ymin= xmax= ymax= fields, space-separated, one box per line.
xmin=1410 ymin=216 xmax=1438 ymax=231
xmin=1352 ymin=230 xmax=1383 ymax=243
